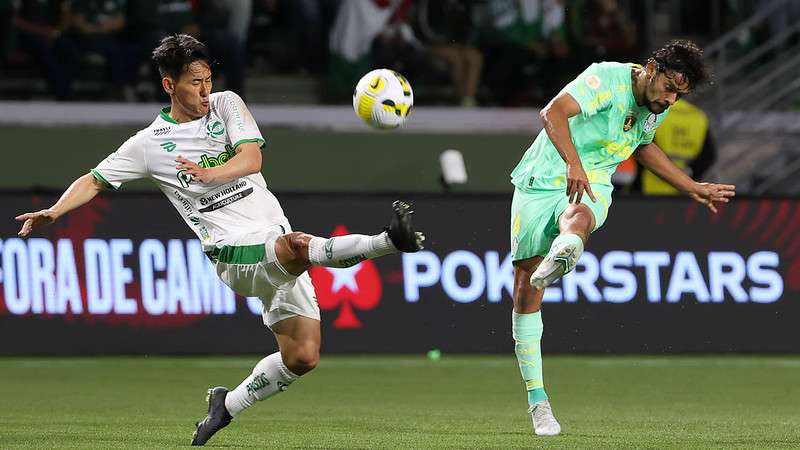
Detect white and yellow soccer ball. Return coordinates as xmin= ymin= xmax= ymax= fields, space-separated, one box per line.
xmin=353 ymin=69 xmax=414 ymax=129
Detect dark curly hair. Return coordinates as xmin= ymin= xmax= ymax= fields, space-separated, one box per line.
xmin=648 ymin=39 xmax=711 ymax=90
xmin=151 ymin=34 xmax=210 ymax=80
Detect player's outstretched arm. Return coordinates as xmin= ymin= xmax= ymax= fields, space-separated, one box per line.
xmin=635 ymin=143 xmax=735 ymax=213
xmin=174 ymin=142 xmax=262 ymax=185
xmin=540 ymin=92 xmax=597 ymax=204
xmin=15 ymin=173 xmax=105 ymax=237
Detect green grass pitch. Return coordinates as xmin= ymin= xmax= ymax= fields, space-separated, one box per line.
xmin=1 ymin=355 xmax=799 ymax=449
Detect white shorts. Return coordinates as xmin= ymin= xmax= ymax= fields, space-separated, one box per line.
xmin=209 ymin=224 xmax=321 ymax=328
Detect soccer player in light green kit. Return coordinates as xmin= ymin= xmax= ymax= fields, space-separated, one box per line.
xmin=509 ymin=40 xmax=736 ymax=435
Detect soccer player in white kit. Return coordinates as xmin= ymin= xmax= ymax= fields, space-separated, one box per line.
xmin=14 ymin=34 xmax=425 ymax=446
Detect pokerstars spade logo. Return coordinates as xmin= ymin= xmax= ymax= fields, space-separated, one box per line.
xmin=309 ymin=225 xmax=382 ymax=329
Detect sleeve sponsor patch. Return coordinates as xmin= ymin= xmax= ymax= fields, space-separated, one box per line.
xmin=585 ymin=74 xmax=602 ymax=90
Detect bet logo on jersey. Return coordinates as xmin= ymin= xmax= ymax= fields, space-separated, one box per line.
xmin=309 ymin=225 xmax=383 ymax=329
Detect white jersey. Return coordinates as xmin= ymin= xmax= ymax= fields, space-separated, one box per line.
xmin=92 ymin=91 xmax=288 ymax=251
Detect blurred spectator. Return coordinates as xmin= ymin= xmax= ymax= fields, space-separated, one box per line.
xmin=641 ymin=99 xmax=716 ymax=195
xmin=66 ymin=0 xmax=135 ymax=100
xmin=567 ymin=0 xmax=638 ymax=66
xmin=416 ymin=0 xmax=483 ymax=107
xmin=370 ymin=0 xmax=428 ymax=82
xmin=195 ymin=0 xmax=251 ymax=98
xmin=10 ymin=0 xmax=72 ymax=99
xmin=123 ymin=0 xmax=163 ymax=101
xmin=328 ymin=0 xmax=404 ymax=100
xmin=287 ymin=0 xmax=340 ymax=75
xmin=480 ymin=0 xmax=569 ymax=106
xmin=157 ymin=0 xmax=198 ymax=36
xmin=1 ymin=0 xmax=12 ymax=62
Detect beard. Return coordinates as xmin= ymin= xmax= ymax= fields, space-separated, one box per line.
xmin=647 ymin=101 xmax=668 ymax=114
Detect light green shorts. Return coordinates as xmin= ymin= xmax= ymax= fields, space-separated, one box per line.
xmin=510 ymin=184 xmax=613 ymax=261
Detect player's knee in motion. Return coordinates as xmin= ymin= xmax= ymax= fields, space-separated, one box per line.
xmin=275 ymin=232 xmax=314 ymax=275
xmin=559 ymin=203 xmax=595 ymax=240
xmin=282 ymin=341 xmax=319 ymax=375
xmin=512 ymin=261 xmax=545 ymax=313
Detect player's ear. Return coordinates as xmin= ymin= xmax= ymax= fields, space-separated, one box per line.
xmin=162 ymin=77 xmax=175 ymax=95
xmin=645 ymin=62 xmax=657 ymax=78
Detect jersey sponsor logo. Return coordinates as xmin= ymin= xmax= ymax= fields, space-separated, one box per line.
xmin=585 ymin=74 xmax=602 ymax=90
xmin=206 ymin=120 xmax=225 ymax=138
xmin=197 ymin=180 xmax=253 ymax=212
xmin=175 ymin=147 xmax=236 ymax=187
xmin=153 ymin=126 xmax=172 ymax=136
xmin=199 ymin=147 xmax=235 ymax=168
xmin=642 ymin=113 xmax=658 ymax=133
xmin=160 ymin=142 xmax=177 ymax=152
xmin=309 ymin=225 xmax=383 ymax=329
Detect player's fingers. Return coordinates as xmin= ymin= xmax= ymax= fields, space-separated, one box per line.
xmin=585 ymin=184 xmax=597 ymax=203
xmin=566 ymin=179 xmax=574 ymax=198
xmin=18 ymin=219 xmax=32 ymax=237
xmin=708 ymin=202 xmax=718 ymax=214
xmin=15 ymin=212 xmax=35 ymax=221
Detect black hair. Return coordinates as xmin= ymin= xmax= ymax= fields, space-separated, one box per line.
xmin=151 ymin=34 xmax=211 ymax=80
xmin=648 ymin=39 xmax=711 ymax=90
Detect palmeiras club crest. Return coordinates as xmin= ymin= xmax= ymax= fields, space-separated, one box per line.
xmin=309 ymin=225 xmax=383 ymax=329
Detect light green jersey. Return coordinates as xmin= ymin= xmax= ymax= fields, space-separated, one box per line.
xmin=511 ymin=61 xmax=670 ymax=192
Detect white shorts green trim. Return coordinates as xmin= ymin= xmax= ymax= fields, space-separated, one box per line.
xmin=209 ymin=224 xmax=320 ymax=328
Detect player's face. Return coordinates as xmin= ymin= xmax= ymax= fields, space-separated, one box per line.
xmin=645 ymin=67 xmax=691 ymax=114
xmin=171 ymin=61 xmax=212 ymax=119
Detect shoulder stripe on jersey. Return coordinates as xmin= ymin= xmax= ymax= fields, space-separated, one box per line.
xmin=90 ymin=169 xmax=119 ymax=190
xmin=233 ymin=138 xmax=266 ymax=151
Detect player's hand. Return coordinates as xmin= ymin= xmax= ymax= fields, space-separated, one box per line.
xmin=566 ymin=163 xmax=597 ymax=204
xmin=689 ymin=182 xmax=736 ymax=213
xmin=15 ymin=209 xmax=58 ymax=237
xmin=175 ymin=155 xmax=217 ymax=184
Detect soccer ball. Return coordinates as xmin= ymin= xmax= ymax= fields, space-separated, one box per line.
xmin=353 ymin=69 xmax=414 ymax=129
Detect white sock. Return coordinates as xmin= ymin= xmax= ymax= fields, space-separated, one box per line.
xmin=551 ymin=233 xmax=584 ymax=254
xmin=307 ymin=232 xmax=397 ymax=268
xmin=224 ymin=352 xmax=299 ymax=417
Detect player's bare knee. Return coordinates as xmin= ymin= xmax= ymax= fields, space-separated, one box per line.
xmin=286 ymin=342 xmax=319 ymax=375
xmin=512 ymin=264 xmax=543 ymax=313
xmin=285 ymin=232 xmax=313 ymax=261
xmin=562 ymin=203 xmax=592 ymax=221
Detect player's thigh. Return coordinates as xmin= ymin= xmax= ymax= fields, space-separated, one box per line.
xmin=510 ymin=187 xmax=562 ymax=261
xmin=512 ymin=256 xmax=546 ymax=313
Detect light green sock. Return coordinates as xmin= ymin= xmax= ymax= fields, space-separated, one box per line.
xmin=512 ymin=311 xmax=548 ymax=405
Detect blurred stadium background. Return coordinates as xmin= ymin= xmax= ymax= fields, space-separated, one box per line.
xmin=1 ymin=0 xmax=799 ymax=448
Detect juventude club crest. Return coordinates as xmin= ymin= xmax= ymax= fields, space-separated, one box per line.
xmin=206 ymin=120 xmax=224 ymax=137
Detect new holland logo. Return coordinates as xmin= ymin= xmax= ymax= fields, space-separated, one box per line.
xmin=309 ymin=225 xmax=383 ymax=329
